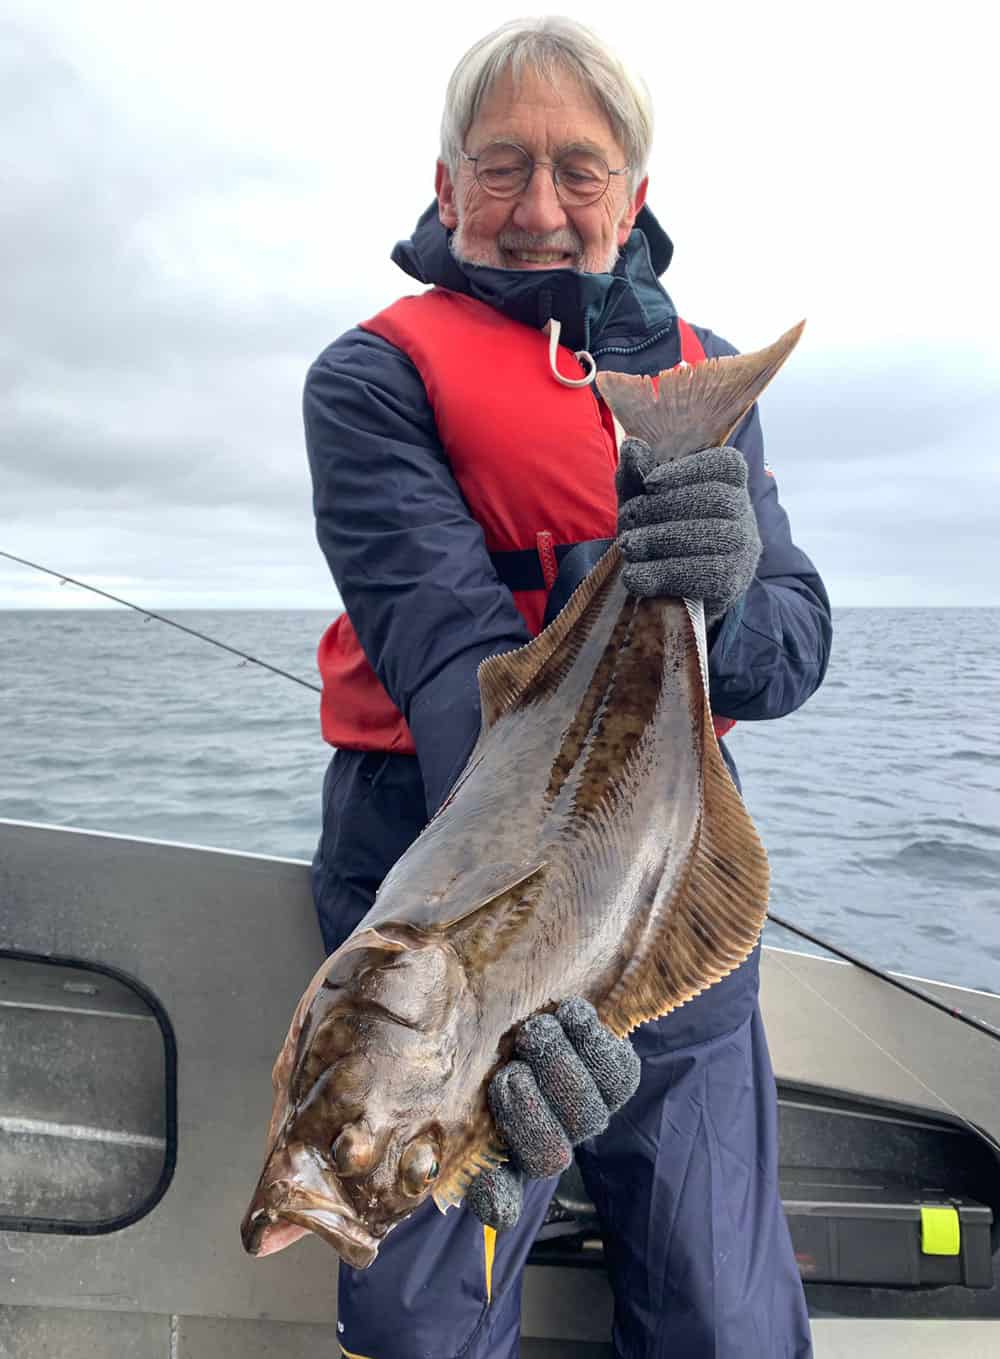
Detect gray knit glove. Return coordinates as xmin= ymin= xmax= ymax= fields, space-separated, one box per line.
xmin=466 ymin=998 xmax=641 ymax=1231
xmin=616 ymin=437 xmax=762 ymax=622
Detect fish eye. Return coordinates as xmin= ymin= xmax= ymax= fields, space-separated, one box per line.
xmin=398 ymin=1138 xmax=441 ymax=1198
xmin=332 ymin=1123 xmax=374 ymax=1178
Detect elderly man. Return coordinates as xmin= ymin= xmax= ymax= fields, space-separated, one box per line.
xmin=305 ymin=16 xmax=829 ymax=1359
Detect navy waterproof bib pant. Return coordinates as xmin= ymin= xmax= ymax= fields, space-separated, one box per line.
xmin=313 ymin=749 xmax=813 ymax=1359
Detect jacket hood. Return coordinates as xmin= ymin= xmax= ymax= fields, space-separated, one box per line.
xmin=390 ymin=204 xmax=677 ymax=355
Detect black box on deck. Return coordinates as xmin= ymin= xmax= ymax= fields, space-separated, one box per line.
xmin=781 ymin=1170 xmax=993 ymax=1288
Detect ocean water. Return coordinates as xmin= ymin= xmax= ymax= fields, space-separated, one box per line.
xmin=2 ymin=607 xmax=999 ymax=995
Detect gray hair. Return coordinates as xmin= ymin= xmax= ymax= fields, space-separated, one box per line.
xmin=440 ymin=17 xmax=654 ymax=194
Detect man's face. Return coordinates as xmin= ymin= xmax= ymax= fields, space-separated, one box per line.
xmin=436 ymin=65 xmax=648 ymax=275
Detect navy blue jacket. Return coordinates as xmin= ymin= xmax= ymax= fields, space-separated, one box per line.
xmin=305 ymin=203 xmax=832 ymax=816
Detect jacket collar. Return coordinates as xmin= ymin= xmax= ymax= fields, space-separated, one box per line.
xmin=390 ymin=203 xmax=677 ymax=355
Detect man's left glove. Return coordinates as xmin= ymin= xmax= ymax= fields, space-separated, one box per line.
xmin=616 ymin=437 xmax=762 ymax=622
xmin=466 ymin=998 xmax=640 ymax=1231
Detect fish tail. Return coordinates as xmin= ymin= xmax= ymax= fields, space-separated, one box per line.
xmin=596 ymin=320 xmax=805 ymax=462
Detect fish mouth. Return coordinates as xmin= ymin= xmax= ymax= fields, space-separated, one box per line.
xmin=242 ymin=1197 xmax=382 ymax=1269
xmin=242 ymin=1139 xmax=384 ymax=1269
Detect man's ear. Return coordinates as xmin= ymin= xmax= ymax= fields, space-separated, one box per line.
xmin=617 ymin=174 xmax=649 ymax=244
xmin=436 ymin=159 xmax=459 ymax=230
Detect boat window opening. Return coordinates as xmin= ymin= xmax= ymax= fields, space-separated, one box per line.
xmin=0 ymin=951 xmax=177 ymax=1234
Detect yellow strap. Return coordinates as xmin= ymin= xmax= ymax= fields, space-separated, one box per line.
xmin=340 ymin=1345 xmax=375 ymax=1359
xmin=483 ymin=1224 xmax=497 ymax=1304
xmin=920 ymin=1205 xmax=961 ymax=1256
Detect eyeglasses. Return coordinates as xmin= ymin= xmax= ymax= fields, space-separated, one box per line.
xmin=460 ymin=142 xmax=629 ymax=207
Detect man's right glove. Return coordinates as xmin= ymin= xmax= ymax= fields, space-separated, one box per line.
xmin=466 ymin=997 xmax=641 ymax=1231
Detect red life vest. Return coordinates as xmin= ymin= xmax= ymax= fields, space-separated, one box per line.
xmin=316 ymin=288 xmax=735 ymax=750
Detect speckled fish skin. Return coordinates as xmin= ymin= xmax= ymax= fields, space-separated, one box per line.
xmin=241 ymin=322 xmax=805 ymax=1270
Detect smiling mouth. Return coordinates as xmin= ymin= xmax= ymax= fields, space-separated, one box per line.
xmin=504 ymin=248 xmax=575 ymax=267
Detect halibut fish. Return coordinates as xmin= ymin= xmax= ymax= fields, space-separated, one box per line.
xmin=241 ymin=321 xmax=805 ymax=1269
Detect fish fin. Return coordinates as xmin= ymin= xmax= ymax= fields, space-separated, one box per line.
xmin=265 ymin=928 xmax=407 ymax=1147
xmin=266 ymin=952 xmax=341 ymax=1145
xmin=477 ymin=543 xmax=622 ymax=729
xmin=438 ymin=861 xmax=548 ymax=927
xmin=599 ymin=675 xmax=770 ymax=1037
xmin=442 ymin=862 xmax=547 ymax=970
xmin=684 ymin=597 xmax=710 ymax=695
xmin=596 ymin=320 xmax=805 ymax=462
xmin=432 ymin=1140 xmax=508 ymax=1212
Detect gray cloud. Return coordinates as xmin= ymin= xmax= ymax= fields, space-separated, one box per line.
xmin=764 ymin=358 xmax=999 ymax=465
xmin=2 ymin=15 xmax=998 ymax=612
xmin=0 ymin=16 xmax=356 ymax=610
xmin=0 ymin=18 xmax=377 ymax=378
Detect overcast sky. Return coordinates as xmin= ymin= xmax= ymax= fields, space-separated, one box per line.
xmin=2 ymin=0 xmax=997 ymax=611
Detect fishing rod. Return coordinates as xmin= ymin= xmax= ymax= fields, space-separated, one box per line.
xmin=0 ymin=549 xmax=322 ymax=695
xmin=767 ymin=910 xmax=1000 ymax=1043
xmin=5 ymin=548 xmax=999 ymax=1047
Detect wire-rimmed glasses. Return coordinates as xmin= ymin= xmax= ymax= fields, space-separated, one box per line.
xmin=461 ymin=142 xmax=629 ymax=207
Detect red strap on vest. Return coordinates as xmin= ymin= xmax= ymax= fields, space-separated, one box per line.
xmin=536 ymin=531 xmax=559 ymax=592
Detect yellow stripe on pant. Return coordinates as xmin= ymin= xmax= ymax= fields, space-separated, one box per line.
xmin=483 ymin=1224 xmax=497 ymax=1304
xmin=339 ymin=1226 xmax=497 ymax=1358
